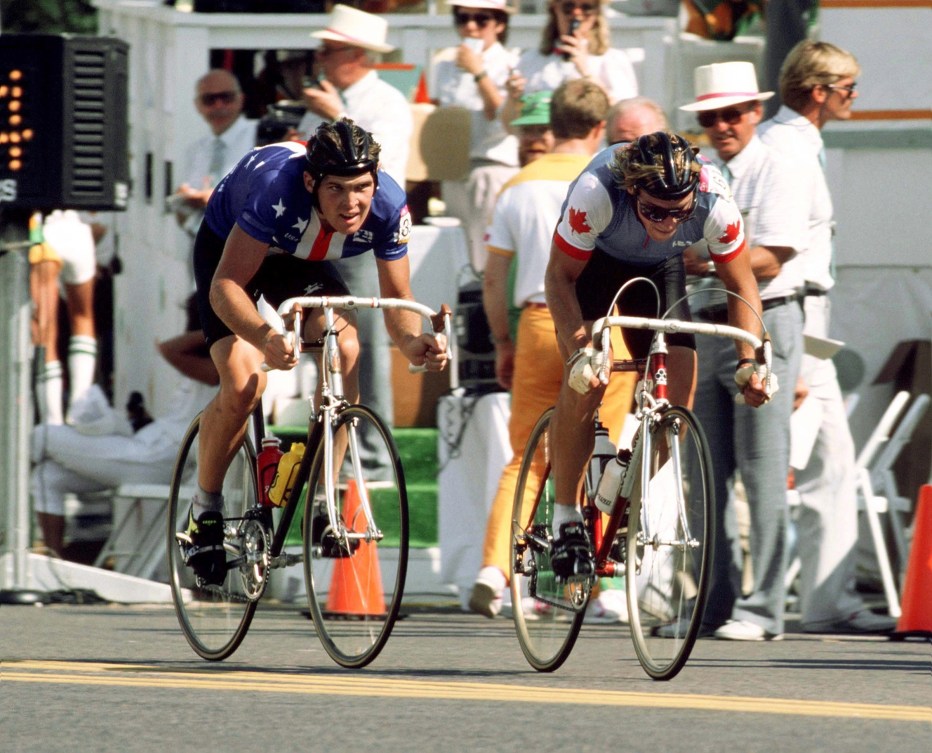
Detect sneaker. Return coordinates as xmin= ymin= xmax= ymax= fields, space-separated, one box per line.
xmin=468 ymin=566 xmax=506 ymax=618
xmin=181 ymin=510 xmax=226 ymax=585
xmin=586 ymin=588 xmax=628 ymax=624
xmin=801 ymin=609 xmax=896 ymax=635
xmin=550 ymin=521 xmax=594 ymax=583
xmin=714 ymin=619 xmax=783 ymax=642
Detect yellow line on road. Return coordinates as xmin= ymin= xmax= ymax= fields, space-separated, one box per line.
xmin=5 ymin=661 xmax=930 ymax=723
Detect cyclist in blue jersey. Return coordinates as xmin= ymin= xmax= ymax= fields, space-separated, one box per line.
xmin=543 ymin=131 xmax=774 ymax=582
xmin=182 ymin=119 xmax=448 ymax=583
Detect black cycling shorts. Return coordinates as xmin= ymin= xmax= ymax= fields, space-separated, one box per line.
xmin=575 ymin=249 xmax=696 ymax=360
xmin=193 ymin=222 xmax=350 ymax=347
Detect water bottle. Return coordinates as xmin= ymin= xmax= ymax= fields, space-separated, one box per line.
xmin=595 ymin=449 xmax=631 ymax=515
xmin=257 ymin=436 xmax=283 ymax=507
xmin=587 ymin=419 xmax=616 ymax=506
xmin=269 ymin=442 xmax=305 ymax=507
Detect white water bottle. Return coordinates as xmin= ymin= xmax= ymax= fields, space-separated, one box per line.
xmin=595 ymin=451 xmax=630 ymax=514
xmin=587 ymin=419 xmax=616 ymax=505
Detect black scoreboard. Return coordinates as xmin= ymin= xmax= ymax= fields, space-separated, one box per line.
xmin=0 ymin=34 xmax=129 ymax=211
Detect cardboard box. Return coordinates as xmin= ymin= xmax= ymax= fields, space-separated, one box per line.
xmin=390 ymin=346 xmax=450 ymax=428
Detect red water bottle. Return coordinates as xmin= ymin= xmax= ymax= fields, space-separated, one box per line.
xmin=257 ymin=436 xmax=283 ymax=507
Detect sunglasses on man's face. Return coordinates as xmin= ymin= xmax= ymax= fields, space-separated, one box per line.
xmin=637 ymin=194 xmax=697 ymax=224
xmin=199 ymin=91 xmax=237 ymax=107
xmin=696 ymin=105 xmax=751 ymax=129
xmin=454 ymin=11 xmax=494 ymax=27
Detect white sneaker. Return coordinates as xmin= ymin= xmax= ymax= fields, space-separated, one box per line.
xmin=714 ymin=619 xmax=783 ymax=642
xmin=468 ymin=566 xmax=506 ymax=618
xmin=586 ymin=588 xmax=629 ymax=624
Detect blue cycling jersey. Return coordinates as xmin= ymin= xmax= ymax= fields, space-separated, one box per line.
xmin=204 ymin=141 xmax=411 ymax=262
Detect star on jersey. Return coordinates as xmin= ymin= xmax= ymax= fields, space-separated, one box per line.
xmin=272 ymin=198 xmax=286 ymax=218
xmin=292 ymin=216 xmax=309 ymax=234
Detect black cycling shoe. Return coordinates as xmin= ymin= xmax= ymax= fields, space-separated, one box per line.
xmin=183 ymin=510 xmax=227 ymax=585
xmin=550 ymin=521 xmax=595 ymax=583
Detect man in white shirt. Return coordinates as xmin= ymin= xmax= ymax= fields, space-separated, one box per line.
xmin=297 ymin=5 xmax=414 ymax=478
xmin=759 ymin=41 xmax=894 ymax=635
xmin=679 ymin=61 xmax=808 ymax=641
xmin=171 ymin=69 xmax=258 ymax=240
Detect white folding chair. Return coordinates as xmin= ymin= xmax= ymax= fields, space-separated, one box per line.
xmin=854 ymin=391 xmax=931 ymax=619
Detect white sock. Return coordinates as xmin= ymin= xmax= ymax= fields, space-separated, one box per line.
xmin=38 ymin=361 xmax=64 ymax=425
xmin=68 ymin=335 xmax=97 ymax=401
xmin=552 ymin=503 xmax=583 ymax=530
xmin=192 ymin=486 xmax=225 ymax=518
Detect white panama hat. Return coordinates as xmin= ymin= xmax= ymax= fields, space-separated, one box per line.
xmin=679 ymin=61 xmax=774 ymax=112
xmin=450 ymin=0 xmax=516 ymax=13
xmin=311 ymin=4 xmax=395 ymax=55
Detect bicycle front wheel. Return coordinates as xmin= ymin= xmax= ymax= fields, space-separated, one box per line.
xmin=167 ymin=416 xmax=260 ymax=661
xmin=303 ymin=405 xmax=408 ymax=668
xmin=510 ymin=408 xmax=587 ymax=672
xmin=626 ymin=405 xmax=713 ymax=680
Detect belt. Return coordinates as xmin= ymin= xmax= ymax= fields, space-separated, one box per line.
xmin=524 ymin=302 xmax=548 ymax=309
xmin=697 ymin=294 xmax=799 ymax=324
xmin=804 ymin=285 xmax=828 ymax=297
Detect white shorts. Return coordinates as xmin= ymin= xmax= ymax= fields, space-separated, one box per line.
xmin=37 ymin=210 xmax=97 ymax=286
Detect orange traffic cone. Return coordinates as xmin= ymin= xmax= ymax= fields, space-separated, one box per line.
xmin=894 ymin=484 xmax=932 ymax=637
xmin=326 ymin=480 xmax=386 ymax=616
xmin=413 ymin=70 xmax=430 ymax=104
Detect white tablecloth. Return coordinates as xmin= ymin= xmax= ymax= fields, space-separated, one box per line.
xmin=407 ymin=224 xmax=470 ymax=316
xmin=436 ymin=392 xmax=511 ymax=608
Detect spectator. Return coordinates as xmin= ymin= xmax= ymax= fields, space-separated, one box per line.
xmin=678 ymin=61 xmax=807 ymax=641
xmin=170 ymin=69 xmax=258 ymax=243
xmin=606 ymin=96 xmax=668 ymax=145
xmin=31 ymin=295 xmax=218 ymax=558
xmin=759 ymin=41 xmax=894 ymax=634
xmin=29 ymin=210 xmax=99 ymax=425
xmin=429 ymin=0 xmax=520 ymax=273
xmin=501 ymin=0 xmax=638 ymax=131
xmin=513 ymin=91 xmax=556 ymax=167
xmin=468 ymin=79 xmax=637 ymax=621
xmin=542 ymin=131 xmax=770 ymax=585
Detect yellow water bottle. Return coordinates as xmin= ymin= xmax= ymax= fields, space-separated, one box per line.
xmin=269 ymin=442 xmax=305 ymax=506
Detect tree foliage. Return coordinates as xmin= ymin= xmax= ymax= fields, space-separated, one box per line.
xmin=1 ymin=0 xmax=98 ymax=34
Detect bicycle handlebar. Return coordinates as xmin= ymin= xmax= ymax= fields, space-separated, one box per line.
xmin=264 ymin=295 xmax=453 ymax=373
xmin=591 ymin=314 xmax=773 ymax=398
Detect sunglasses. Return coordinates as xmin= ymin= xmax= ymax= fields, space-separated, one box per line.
xmin=317 ymin=45 xmax=356 ymax=58
xmin=826 ymin=81 xmax=857 ymax=97
xmin=454 ymin=11 xmax=494 ymax=27
xmin=637 ymin=194 xmax=697 ymax=224
xmin=696 ymin=105 xmax=751 ymax=129
xmin=559 ymin=2 xmax=597 ymax=14
xmin=199 ymin=91 xmax=237 ymax=107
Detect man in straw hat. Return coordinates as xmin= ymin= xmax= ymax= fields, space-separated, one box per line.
xmin=677 ymin=60 xmax=807 ymax=641
xmin=758 ymin=42 xmax=892 ymax=635
xmin=298 ymin=5 xmax=414 ymax=482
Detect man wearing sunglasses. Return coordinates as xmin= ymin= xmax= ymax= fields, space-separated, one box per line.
xmin=542 ymin=130 xmax=771 ymax=584
xmin=678 ymin=61 xmax=808 ymax=642
xmin=757 ymin=43 xmax=892 ymax=636
xmin=171 ymin=69 xmax=258 ymax=242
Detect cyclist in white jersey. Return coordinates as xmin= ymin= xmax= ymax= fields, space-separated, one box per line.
xmin=543 ymin=131 xmax=772 ymax=582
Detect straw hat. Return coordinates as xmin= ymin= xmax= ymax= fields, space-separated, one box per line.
xmin=679 ymin=61 xmax=774 ymax=112
xmin=311 ymin=4 xmax=395 ymax=55
xmin=450 ymin=0 xmax=516 ymax=13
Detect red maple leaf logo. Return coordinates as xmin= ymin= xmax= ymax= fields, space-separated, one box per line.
xmin=718 ymin=221 xmax=740 ymax=244
xmin=568 ymin=207 xmax=591 ymax=235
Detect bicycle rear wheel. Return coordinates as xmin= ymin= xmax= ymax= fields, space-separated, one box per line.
xmin=303 ymin=405 xmax=408 ymax=668
xmin=626 ymin=405 xmax=713 ymax=680
xmin=167 ymin=416 xmax=261 ymax=661
xmin=510 ymin=408 xmax=587 ymax=672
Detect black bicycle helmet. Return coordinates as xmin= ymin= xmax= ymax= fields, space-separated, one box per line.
xmin=630 ymin=132 xmax=700 ymax=200
xmin=305 ymin=118 xmax=379 ymax=183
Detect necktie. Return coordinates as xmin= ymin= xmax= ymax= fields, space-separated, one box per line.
xmin=719 ymin=162 xmax=733 ymax=186
xmin=208 ymin=137 xmax=226 ymax=182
